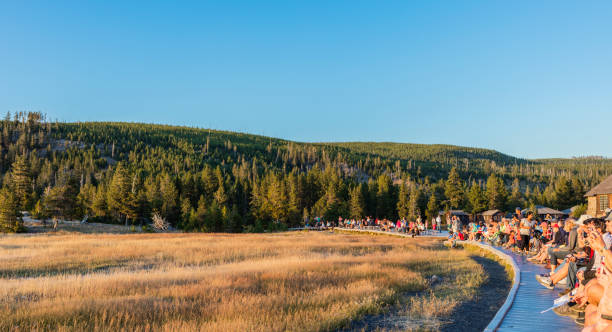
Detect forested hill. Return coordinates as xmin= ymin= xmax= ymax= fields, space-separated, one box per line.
xmin=318 ymin=142 xmax=528 ymax=180
xmin=0 ymin=112 xmax=611 ymax=233
xmin=324 ymin=142 xmax=524 ymax=164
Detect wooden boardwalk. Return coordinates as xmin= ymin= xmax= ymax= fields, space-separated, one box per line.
xmin=494 ymin=247 xmax=581 ymax=332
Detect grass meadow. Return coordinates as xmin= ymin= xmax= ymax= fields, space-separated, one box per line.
xmin=0 ymin=231 xmax=494 ymax=331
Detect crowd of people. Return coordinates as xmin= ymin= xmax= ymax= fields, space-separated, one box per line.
xmin=307 ymin=214 xmax=445 ymax=237
xmin=446 ymin=207 xmax=612 ymax=330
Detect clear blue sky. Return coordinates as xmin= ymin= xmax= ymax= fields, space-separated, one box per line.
xmin=1 ymin=1 xmax=610 ymax=159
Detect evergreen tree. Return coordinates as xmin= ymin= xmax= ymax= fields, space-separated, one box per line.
xmin=227 ymin=204 xmax=243 ymax=232
xmin=366 ymin=179 xmax=377 ymax=217
xmin=10 ymin=156 xmax=32 ymax=210
xmin=145 ymin=177 xmax=162 ymax=214
xmin=61 ymin=172 xmax=82 ymax=219
xmin=206 ymin=200 xmax=223 ymax=232
xmin=408 ymin=185 xmax=422 ymax=220
xmin=189 ymin=195 xmax=207 ymax=231
xmin=508 ymin=178 xmax=524 ymax=209
xmin=349 ymin=184 xmax=365 ymax=219
xmin=485 ymin=174 xmax=507 ymax=210
xmin=542 ymin=184 xmax=556 ymax=207
xmin=571 ymin=178 xmax=585 ymax=206
xmin=160 ymin=173 xmax=178 ymax=223
xmin=532 ymin=185 xmax=543 ymax=205
xmin=91 ymin=186 xmax=108 ymax=217
xmin=107 ymin=164 xmax=133 ymax=223
xmin=467 ymin=182 xmax=487 ymax=214
xmin=554 ymin=177 xmax=574 ymax=210
xmin=572 ymin=203 xmax=587 ymax=218
xmin=268 ymin=173 xmax=289 ymax=222
xmin=286 ymin=174 xmax=301 ymax=226
xmin=425 ymin=193 xmax=439 ymax=221
xmin=135 ymin=191 xmax=150 ymax=224
xmin=201 ymin=166 xmax=217 ymax=203
xmin=524 ymin=185 xmax=533 ymax=206
xmin=180 ymin=196 xmax=193 ymax=223
xmin=42 ymin=185 xmax=66 ymax=222
xmin=0 ymin=188 xmax=23 ymax=232
xmin=396 ymin=182 xmax=410 ymax=219
xmin=375 ymin=174 xmax=394 ymax=218
xmin=33 ymin=199 xmax=48 ymax=220
xmin=444 ymin=167 xmax=464 ymax=209
xmin=214 ymin=184 xmax=228 ymax=207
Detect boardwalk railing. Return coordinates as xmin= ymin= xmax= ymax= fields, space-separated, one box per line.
xmin=334 ymin=228 xmax=520 ymax=332
xmin=462 ymin=241 xmax=520 ymax=332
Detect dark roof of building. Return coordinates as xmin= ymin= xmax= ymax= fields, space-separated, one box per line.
xmin=585 ymin=174 xmax=612 ymax=197
xmin=479 ymin=209 xmax=502 ymax=216
xmin=522 ymin=205 xmax=566 ymax=215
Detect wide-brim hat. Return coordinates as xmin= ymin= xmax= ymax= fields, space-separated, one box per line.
xmin=576 ymin=214 xmax=593 ymax=225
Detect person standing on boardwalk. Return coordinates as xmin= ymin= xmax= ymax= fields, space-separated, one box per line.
xmin=519 ymin=211 xmax=535 ymax=254
xmin=436 ymin=215 xmax=441 ymax=233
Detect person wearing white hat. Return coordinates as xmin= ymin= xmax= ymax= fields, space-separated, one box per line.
xmin=576 ymin=214 xmax=594 ymax=226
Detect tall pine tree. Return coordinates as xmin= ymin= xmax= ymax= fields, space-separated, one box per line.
xmin=485 ymin=174 xmax=508 ymax=210
xmin=10 ymin=156 xmax=32 ymax=210
xmin=0 ymin=188 xmax=22 ymax=232
xmin=349 ymin=184 xmax=366 ymax=219
xmin=468 ymin=181 xmax=487 ymax=214
xmin=444 ymin=167 xmax=464 ymax=209
xmin=396 ymin=182 xmax=410 ymax=219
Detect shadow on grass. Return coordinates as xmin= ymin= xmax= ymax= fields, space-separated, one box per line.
xmin=439 ymin=254 xmax=510 ymax=332
xmin=341 ymin=252 xmax=511 ymax=332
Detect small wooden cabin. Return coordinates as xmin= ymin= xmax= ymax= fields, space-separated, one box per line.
xmin=585 ymin=175 xmax=612 ymax=218
xmin=477 ymin=209 xmax=504 ymax=223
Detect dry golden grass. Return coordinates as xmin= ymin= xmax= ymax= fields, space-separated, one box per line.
xmin=0 ymin=231 xmax=487 ymax=331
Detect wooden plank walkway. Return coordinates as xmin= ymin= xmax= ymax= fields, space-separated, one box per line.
xmin=494 ymin=247 xmax=580 ymax=332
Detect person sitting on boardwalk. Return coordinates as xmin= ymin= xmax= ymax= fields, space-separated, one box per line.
xmin=572 ymin=218 xmax=612 ymax=328
xmin=542 ymin=220 xmax=553 ymax=241
xmin=528 ymin=222 xmax=565 ymax=264
xmin=547 ymin=219 xmax=578 ymax=273
xmin=498 ymin=218 xmax=509 ymax=243
xmin=583 ymin=213 xmax=612 ymax=331
xmin=544 ymin=218 xmax=609 ymax=326
xmin=485 ymin=222 xmax=501 ymax=245
xmin=503 ymin=230 xmax=518 ymax=250
xmin=536 ymin=219 xmax=594 ymax=291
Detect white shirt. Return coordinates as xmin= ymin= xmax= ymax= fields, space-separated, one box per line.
xmin=592 ymin=232 xmax=612 ymax=271
xmin=519 ymin=218 xmax=531 ymax=235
